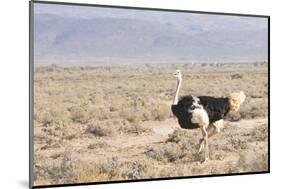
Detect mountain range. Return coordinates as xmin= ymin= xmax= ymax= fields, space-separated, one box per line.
xmin=34 ymin=11 xmax=268 ymax=64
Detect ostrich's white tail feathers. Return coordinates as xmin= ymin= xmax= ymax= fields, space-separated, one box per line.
xmin=229 ymin=91 xmax=246 ymax=112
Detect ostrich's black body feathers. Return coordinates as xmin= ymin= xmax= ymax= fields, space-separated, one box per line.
xmin=171 ymin=96 xmax=198 ymax=129
xmin=171 ymin=95 xmax=231 ymax=129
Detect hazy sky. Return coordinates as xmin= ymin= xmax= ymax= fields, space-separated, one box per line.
xmin=34 ymin=3 xmax=267 ymax=29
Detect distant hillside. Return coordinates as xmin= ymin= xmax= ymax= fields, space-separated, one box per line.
xmin=34 ymin=13 xmax=268 ymax=64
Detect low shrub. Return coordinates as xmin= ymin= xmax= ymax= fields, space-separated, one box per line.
xmin=86 ymin=122 xmax=114 ymax=137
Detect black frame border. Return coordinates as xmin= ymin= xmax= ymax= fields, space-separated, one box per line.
xmin=29 ymin=0 xmax=270 ymax=188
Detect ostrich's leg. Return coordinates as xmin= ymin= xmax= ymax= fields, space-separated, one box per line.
xmin=212 ymin=119 xmax=223 ymax=133
xmin=198 ymin=125 xmax=213 ymax=153
xmin=190 ymin=108 xmax=210 ymax=161
xmin=198 ymin=139 xmax=205 ymax=153
xmin=198 ymin=119 xmax=223 ymax=153
xmin=200 ymin=126 xmax=209 ymax=162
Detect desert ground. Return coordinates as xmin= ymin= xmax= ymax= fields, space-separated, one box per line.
xmin=33 ymin=63 xmax=268 ymax=186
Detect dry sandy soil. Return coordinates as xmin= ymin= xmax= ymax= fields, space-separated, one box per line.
xmin=33 ymin=63 xmax=268 ymax=186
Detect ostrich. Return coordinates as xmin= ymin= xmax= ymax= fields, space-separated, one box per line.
xmin=171 ymin=70 xmax=246 ymax=162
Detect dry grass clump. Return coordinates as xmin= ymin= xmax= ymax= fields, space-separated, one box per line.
xmin=71 ymin=158 xmax=159 ymax=182
xmin=88 ymin=142 xmax=109 ymax=149
xmin=85 ymin=119 xmax=150 ymax=137
xmin=231 ymin=73 xmax=243 ymax=79
xmin=239 ymin=101 xmax=268 ymax=119
xmin=86 ymin=122 xmax=114 ymax=137
xmin=146 ymin=143 xmax=187 ymax=162
xmin=120 ymin=101 xmax=170 ymax=124
xmin=228 ymin=136 xmax=249 ymax=150
xmin=146 ymin=129 xmax=198 ymax=163
xmin=211 ymin=131 xmax=268 ymax=174
xmin=253 ymin=124 xmax=268 ymax=141
xmin=34 ymin=151 xmax=76 ymax=185
xmin=213 ymin=122 xmax=268 ymax=147
xmin=166 ymin=129 xmax=193 ymax=143
xmin=69 ymin=106 xmax=91 ymax=124
xmin=39 ymin=112 xmax=53 ymax=127
xmin=97 ymin=158 xmax=156 ymax=180
xmin=125 ymin=111 xmax=144 ymax=124
xmin=236 ymin=149 xmax=268 ymax=172
xmin=118 ymin=124 xmax=151 ymax=135
xmin=72 ymin=161 xmax=124 ymax=183
xmin=245 ymin=123 xmax=268 ymax=142
xmin=57 ymin=122 xmax=80 ymax=140
xmin=39 ymin=121 xmax=81 ymax=143
xmin=36 ymin=157 xmax=157 ymax=184
xmin=151 ymin=103 xmax=171 ymax=121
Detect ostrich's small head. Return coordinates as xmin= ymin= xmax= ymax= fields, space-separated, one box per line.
xmin=229 ymin=91 xmax=246 ymax=112
xmin=174 ymin=70 xmax=182 ymax=80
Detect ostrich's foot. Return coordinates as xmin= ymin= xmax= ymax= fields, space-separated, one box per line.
xmin=201 ymin=157 xmax=209 ymax=164
xmin=198 ymin=138 xmax=209 ymax=163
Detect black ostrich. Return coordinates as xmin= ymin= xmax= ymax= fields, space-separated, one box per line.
xmin=171 ymin=70 xmax=246 ymax=162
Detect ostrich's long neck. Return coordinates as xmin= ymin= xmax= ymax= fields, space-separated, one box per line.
xmin=173 ymin=78 xmax=182 ymax=105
